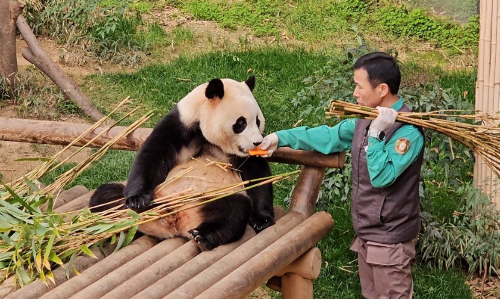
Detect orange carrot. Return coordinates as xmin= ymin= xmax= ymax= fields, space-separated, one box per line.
xmin=248 ymin=146 xmax=269 ymax=156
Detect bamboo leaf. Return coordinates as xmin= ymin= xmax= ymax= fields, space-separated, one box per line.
xmin=46 ymin=270 xmax=55 ymax=285
xmin=16 ymin=267 xmax=31 ymax=286
xmin=35 ymin=252 xmax=42 ymax=272
xmin=49 ymin=251 xmax=64 ymax=268
xmin=23 ymin=178 xmax=40 ymax=192
xmin=43 ymin=234 xmax=56 ymax=270
xmin=114 ymin=231 xmax=126 ymax=252
xmin=0 ymin=181 xmax=36 ymax=213
xmin=124 ymin=226 xmax=138 ymax=247
xmin=127 ymin=209 xmax=140 ymax=219
xmin=80 ymin=245 xmax=97 ymax=259
xmin=15 ymin=157 xmax=51 ymax=162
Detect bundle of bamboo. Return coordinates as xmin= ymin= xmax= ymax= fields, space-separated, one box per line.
xmin=327 ymin=100 xmax=500 ymax=178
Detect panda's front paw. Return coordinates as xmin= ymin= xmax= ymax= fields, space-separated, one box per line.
xmin=125 ymin=193 xmax=153 ymax=211
xmin=250 ymin=213 xmax=275 ymax=233
xmin=189 ymin=228 xmax=218 ymax=251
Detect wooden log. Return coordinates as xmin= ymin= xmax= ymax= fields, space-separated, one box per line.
xmin=130 ymin=226 xmax=256 ymax=299
xmin=101 ymin=240 xmax=201 ymax=299
xmin=195 ymin=211 xmax=334 ymax=299
xmin=265 ymin=276 xmax=282 ymax=292
xmin=4 ymin=242 xmax=117 ymax=299
xmin=53 ymin=185 xmax=89 ymax=209
xmin=282 ymin=273 xmax=313 ymax=299
xmin=0 ymin=0 xmax=24 ymax=92
xmin=131 ymin=206 xmax=286 ymax=299
xmin=289 ymin=166 xmax=326 ymax=216
xmin=0 ymin=117 xmax=345 ymax=168
xmin=275 ymin=247 xmax=321 ymax=280
xmin=164 ymin=212 xmax=306 ymax=299
xmin=54 ymin=190 xmax=94 ymax=214
xmin=70 ymin=238 xmax=186 ymax=299
xmin=15 ymin=16 xmax=106 ymax=122
xmin=36 ymin=235 xmax=158 ymax=299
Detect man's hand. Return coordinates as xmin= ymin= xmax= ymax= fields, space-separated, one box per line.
xmin=259 ymin=133 xmax=279 ymax=157
xmin=371 ymin=106 xmax=398 ymax=132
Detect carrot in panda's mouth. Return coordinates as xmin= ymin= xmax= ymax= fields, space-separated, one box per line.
xmin=248 ymin=146 xmax=269 ymax=156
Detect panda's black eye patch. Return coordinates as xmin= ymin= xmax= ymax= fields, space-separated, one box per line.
xmin=256 ymin=116 xmax=260 ymax=127
xmin=233 ymin=117 xmax=247 ymax=134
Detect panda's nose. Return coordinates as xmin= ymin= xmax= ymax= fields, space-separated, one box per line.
xmin=253 ymin=141 xmax=261 ymax=146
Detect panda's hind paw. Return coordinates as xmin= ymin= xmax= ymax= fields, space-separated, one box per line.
xmin=250 ymin=214 xmax=275 ymax=233
xmin=189 ymin=228 xmax=218 ymax=251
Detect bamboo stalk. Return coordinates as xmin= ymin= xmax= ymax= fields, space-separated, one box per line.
xmin=327 ymin=101 xmax=500 ymax=179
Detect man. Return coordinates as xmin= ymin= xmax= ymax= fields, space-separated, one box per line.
xmin=260 ymin=52 xmax=424 ymax=299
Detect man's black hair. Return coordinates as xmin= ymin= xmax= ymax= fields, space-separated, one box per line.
xmin=354 ymin=52 xmax=401 ymax=95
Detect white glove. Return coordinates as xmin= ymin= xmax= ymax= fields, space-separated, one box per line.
xmin=371 ymin=106 xmax=398 ymax=132
xmin=259 ymin=133 xmax=279 ymax=157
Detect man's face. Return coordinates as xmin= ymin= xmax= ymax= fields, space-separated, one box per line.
xmin=352 ymin=68 xmax=382 ymax=108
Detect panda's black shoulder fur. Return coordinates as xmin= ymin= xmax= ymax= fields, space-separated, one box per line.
xmin=123 ymin=105 xmax=203 ymax=211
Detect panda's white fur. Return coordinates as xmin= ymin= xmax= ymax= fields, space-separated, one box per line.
xmin=90 ymin=76 xmax=274 ymax=250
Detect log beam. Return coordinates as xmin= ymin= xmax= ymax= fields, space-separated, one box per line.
xmin=0 ymin=117 xmax=345 ymax=168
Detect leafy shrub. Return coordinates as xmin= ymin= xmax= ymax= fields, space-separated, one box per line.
xmin=419 ymin=184 xmax=500 ymax=276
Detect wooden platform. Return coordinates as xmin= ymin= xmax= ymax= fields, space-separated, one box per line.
xmin=0 ymin=121 xmax=345 ymax=299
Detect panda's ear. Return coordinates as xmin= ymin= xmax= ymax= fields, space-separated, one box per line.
xmin=205 ymin=78 xmax=224 ymax=100
xmin=245 ymin=75 xmax=255 ymax=92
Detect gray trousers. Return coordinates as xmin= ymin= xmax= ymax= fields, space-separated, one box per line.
xmin=350 ymin=236 xmax=417 ymax=299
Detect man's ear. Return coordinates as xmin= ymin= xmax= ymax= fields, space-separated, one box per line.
xmin=378 ymin=83 xmax=390 ymax=98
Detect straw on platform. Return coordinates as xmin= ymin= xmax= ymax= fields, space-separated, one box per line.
xmin=327 ymin=100 xmax=500 ymax=178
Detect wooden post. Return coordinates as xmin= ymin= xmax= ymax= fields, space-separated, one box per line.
xmin=0 ymin=0 xmax=24 ymax=93
xmin=290 ymin=166 xmax=327 ymax=216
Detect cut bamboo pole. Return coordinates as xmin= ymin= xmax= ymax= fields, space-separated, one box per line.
xmin=69 ymin=238 xmax=186 ymax=299
xmin=100 ymin=240 xmax=201 ymax=299
xmin=164 ymin=212 xmax=306 ymax=299
xmin=36 ymin=236 xmax=158 ymax=299
xmin=194 ymin=211 xmax=334 ymax=299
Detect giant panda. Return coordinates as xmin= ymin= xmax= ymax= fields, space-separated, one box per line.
xmin=89 ymin=76 xmax=274 ymax=250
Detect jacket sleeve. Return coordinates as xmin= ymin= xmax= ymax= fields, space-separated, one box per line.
xmin=366 ymin=125 xmax=424 ymax=188
xmin=275 ymin=119 xmax=356 ymax=154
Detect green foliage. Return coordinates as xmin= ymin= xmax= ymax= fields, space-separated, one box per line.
xmin=372 ymin=2 xmax=479 ymax=51
xmin=419 ymin=184 xmax=500 ymax=276
xmin=175 ymin=0 xmax=478 ymax=52
xmin=24 ymin=0 xmax=168 ymax=64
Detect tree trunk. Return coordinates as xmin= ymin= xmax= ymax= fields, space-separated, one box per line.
xmin=15 ymin=15 xmax=107 ymax=122
xmin=0 ymin=0 xmax=24 ymax=95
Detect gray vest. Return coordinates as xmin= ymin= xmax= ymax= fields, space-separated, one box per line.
xmin=351 ymin=104 xmax=424 ymax=244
